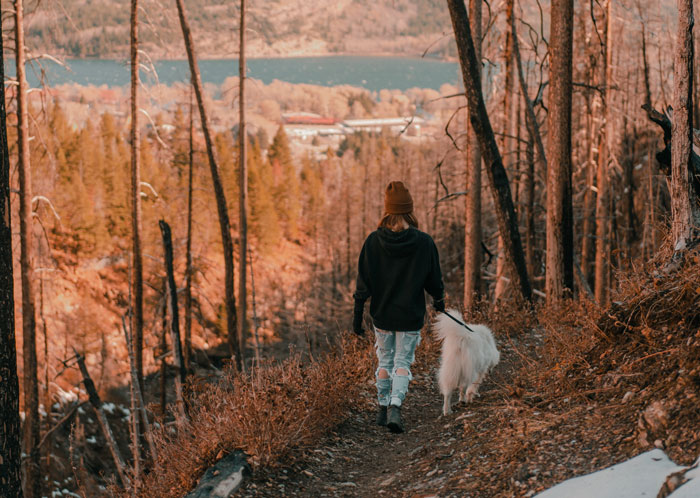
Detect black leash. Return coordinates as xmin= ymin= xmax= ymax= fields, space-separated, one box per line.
xmin=440 ymin=310 xmax=475 ymax=333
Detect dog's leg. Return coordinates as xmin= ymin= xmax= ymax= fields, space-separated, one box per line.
xmin=458 ymin=384 xmax=468 ymax=403
xmin=442 ymin=392 xmax=452 ymax=416
xmin=466 ymin=372 xmax=486 ymax=402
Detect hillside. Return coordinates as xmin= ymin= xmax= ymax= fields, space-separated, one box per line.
xmin=23 ymin=0 xmax=453 ymax=59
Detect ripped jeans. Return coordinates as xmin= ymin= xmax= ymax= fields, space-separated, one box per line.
xmin=374 ymin=328 xmax=421 ymax=407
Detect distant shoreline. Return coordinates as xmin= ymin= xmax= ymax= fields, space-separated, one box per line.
xmin=3 ymin=53 xmax=454 ymax=63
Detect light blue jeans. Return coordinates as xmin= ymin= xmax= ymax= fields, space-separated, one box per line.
xmin=374 ymin=328 xmax=421 ymax=407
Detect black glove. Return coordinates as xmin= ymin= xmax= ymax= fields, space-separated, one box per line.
xmin=353 ymin=299 xmax=366 ymax=336
xmin=433 ymin=297 xmax=445 ymax=313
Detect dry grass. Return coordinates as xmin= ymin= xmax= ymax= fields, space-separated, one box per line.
xmin=521 ymin=245 xmax=700 ymax=465
xmin=112 ymin=335 xmax=373 ymax=497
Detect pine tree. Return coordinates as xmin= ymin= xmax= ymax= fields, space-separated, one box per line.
xmin=269 ymin=126 xmax=300 ymax=240
xmin=249 ymin=139 xmax=280 ymax=251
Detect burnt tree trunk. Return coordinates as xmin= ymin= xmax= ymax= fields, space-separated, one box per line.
xmin=130 ymin=0 xmax=145 ymax=392
xmin=238 ymin=0 xmax=248 ymax=371
xmin=159 ymin=220 xmax=187 ymax=420
xmin=463 ymin=0 xmax=482 ymax=310
xmin=0 ymin=19 xmax=22 ymax=496
xmin=546 ymin=0 xmax=575 ymax=301
xmin=175 ymin=0 xmax=240 ymax=369
xmin=15 ymin=1 xmax=40 ymax=494
xmin=184 ymin=87 xmax=194 ymax=371
xmin=671 ymin=0 xmax=700 ymax=250
xmin=594 ymin=0 xmax=614 ymax=304
xmin=447 ymin=0 xmax=532 ymax=302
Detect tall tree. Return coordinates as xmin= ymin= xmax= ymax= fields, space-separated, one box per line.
xmin=15 ymin=0 xmax=40 ymax=494
xmin=0 ymin=16 xmax=23 ymax=495
xmin=671 ymin=0 xmax=700 ymax=251
xmin=238 ymin=0 xmax=248 ymax=370
xmin=175 ymin=0 xmax=240 ymax=369
xmin=594 ymin=0 xmax=614 ymax=304
xmin=447 ymin=0 xmax=533 ymax=302
xmin=545 ymin=0 xmax=575 ymax=301
xmin=184 ymin=88 xmax=194 ymax=371
xmin=463 ymin=0 xmax=482 ymax=310
xmin=130 ymin=0 xmax=145 ymax=389
xmin=494 ymin=0 xmax=517 ymax=301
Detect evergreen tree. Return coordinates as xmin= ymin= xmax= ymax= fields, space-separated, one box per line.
xmin=268 ymin=126 xmax=300 ymax=240
xmin=248 ymin=138 xmax=280 ymax=251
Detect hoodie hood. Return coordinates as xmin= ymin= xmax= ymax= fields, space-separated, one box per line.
xmin=376 ymin=227 xmax=421 ymax=257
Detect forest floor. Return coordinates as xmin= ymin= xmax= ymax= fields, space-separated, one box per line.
xmin=237 ymin=323 xmax=646 ymax=497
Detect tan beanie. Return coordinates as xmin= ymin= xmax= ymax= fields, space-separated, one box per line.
xmin=384 ymin=181 xmax=413 ymax=215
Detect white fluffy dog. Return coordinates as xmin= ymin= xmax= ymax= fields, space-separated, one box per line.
xmin=434 ymin=309 xmax=500 ymax=415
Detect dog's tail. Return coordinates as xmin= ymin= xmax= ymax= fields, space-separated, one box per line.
xmin=433 ymin=308 xmax=472 ymax=342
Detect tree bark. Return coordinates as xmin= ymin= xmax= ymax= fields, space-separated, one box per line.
xmin=495 ymin=0 xmax=516 ymax=302
xmin=594 ymin=0 xmax=614 ymax=304
xmin=447 ymin=0 xmax=533 ymax=302
xmin=130 ymin=0 xmax=145 ymax=393
xmin=0 ymin=18 xmax=22 ymax=495
xmin=184 ymin=87 xmax=194 ymax=372
xmin=159 ymin=220 xmax=188 ymax=421
xmin=671 ymin=0 xmax=700 ymax=251
xmin=238 ymin=0 xmax=248 ymax=371
xmin=15 ymin=1 xmax=41 ymax=495
xmin=463 ymin=0 xmax=482 ymax=310
xmin=174 ymin=0 xmax=240 ymax=369
xmin=545 ymin=0 xmax=575 ymax=302
xmin=121 ymin=316 xmax=157 ymax=464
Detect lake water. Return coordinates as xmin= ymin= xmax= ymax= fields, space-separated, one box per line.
xmin=7 ymin=56 xmax=461 ymax=92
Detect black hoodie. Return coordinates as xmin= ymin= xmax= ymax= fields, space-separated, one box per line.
xmin=353 ymin=227 xmax=444 ymax=331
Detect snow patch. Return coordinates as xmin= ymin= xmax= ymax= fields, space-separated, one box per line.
xmin=102 ymin=402 xmax=117 ymax=414
xmin=536 ymin=449 xmax=693 ymax=498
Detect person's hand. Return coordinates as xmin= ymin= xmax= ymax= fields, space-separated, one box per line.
xmin=353 ymin=298 xmax=366 ymax=336
xmin=433 ymin=298 xmax=445 ymax=313
xmin=352 ymin=321 xmax=365 ymax=336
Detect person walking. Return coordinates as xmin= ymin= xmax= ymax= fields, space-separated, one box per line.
xmin=353 ymin=181 xmax=445 ymax=433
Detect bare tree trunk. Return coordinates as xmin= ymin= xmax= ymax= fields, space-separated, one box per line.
xmin=546 ymin=0 xmax=575 ymax=302
xmin=159 ymin=292 xmax=167 ymax=415
xmin=75 ymin=351 xmax=130 ymax=488
xmin=174 ymin=0 xmax=240 ymax=369
xmin=447 ymin=0 xmax=533 ymax=302
xmin=580 ymin=94 xmax=597 ymax=283
xmin=130 ymin=0 xmax=145 ymax=391
xmin=463 ymin=0 xmax=482 ymax=310
xmin=238 ymin=0 xmax=248 ymax=371
xmin=671 ymin=0 xmax=700 ymax=251
xmin=524 ymin=138 xmax=536 ymax=277
xmin=0 ymin=21 xmax=22 ymax=494
xmin=121 ymin=317 xmax=157 ymax=463
xmin=495 ymin=0 xmax=516 ymax=302
xmin=15 ymin=1 xmax=40 ymax=494
xmin=184 ymin=87 xmax=194 ymax=372
xmin=594 ymin=0 xmax=614 ymax=304
xmin=159 ymin=220 xmax=187 ymax=421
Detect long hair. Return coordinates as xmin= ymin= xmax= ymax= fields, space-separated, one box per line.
xmin=377 ymin=212 xmax=419 ymax=232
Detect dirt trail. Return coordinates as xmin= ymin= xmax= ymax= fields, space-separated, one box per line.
xmin=239 ymin=330 xmax=548 ymax=497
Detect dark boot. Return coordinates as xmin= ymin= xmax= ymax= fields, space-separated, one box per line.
xmin=376 ymin=405 xmax=388 ymax=426
xmin=387 ymin=404 xmax=404 ymax=433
